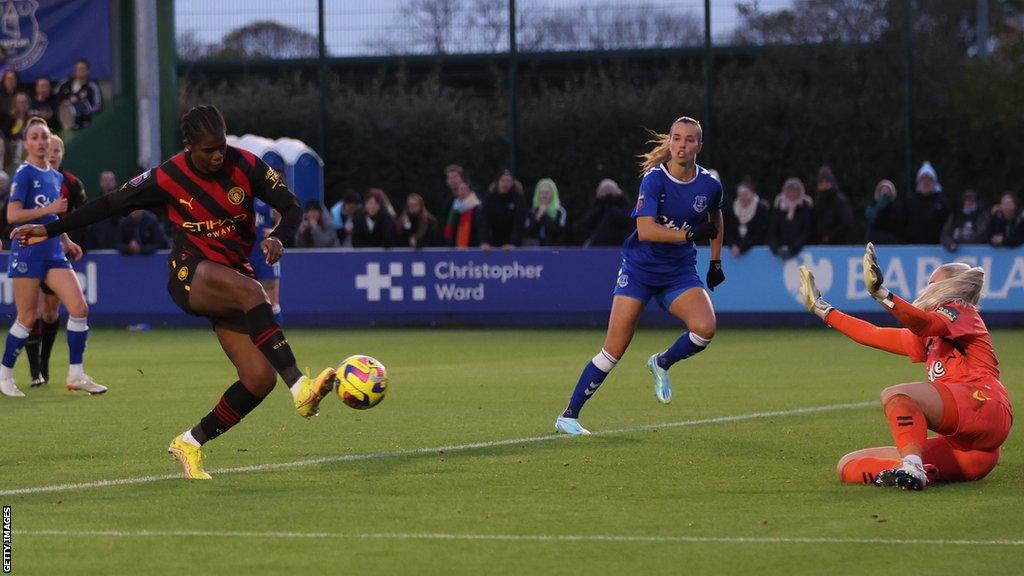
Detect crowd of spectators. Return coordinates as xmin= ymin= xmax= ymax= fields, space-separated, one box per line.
xmin=720 ymin=161 xmax=1023 ymax=258
xmin=0 ymin=58 xmax=103 ymax=171
xmin=315 ymin=160 xmax=1022 ymax=256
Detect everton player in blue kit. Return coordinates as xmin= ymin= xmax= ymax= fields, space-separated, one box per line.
xmin=0 ymin=118 xmax=105 ymax=397
xmin=556 ymin=117 xmax=725 ymax=435
xmin=250 ymin=197 xmax=283 ymax=324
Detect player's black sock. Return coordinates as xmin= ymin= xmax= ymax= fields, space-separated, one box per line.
xmin=190 ymin=381 xmax=266 ymax=444
xmin=39 ymin=320 xmax=59 ymax=381
xmin=245 ymin=302 xmax=302 ymax=385
xmin=25 ymin=320 xmax=41 ymax=378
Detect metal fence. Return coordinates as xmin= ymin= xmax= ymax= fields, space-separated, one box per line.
xmin=173 ymin=0 xmax=1016 ymax=220
xmin=174 ymin=0 xmax=853 ymax=59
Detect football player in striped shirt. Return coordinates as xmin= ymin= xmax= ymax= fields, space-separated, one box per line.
xmin=14 ymin=106 xmax=338 ymax=479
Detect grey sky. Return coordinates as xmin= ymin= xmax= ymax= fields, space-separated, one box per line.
xmin=175 ymin=0 xmax=795 ymax=55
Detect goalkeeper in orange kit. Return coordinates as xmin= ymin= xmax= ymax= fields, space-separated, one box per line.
xmin=799 ymin=244 xmax=1012 ymax=490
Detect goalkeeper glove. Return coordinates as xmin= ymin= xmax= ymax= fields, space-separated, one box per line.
xmin=799 ymin=266 xmax=834 ymax=320
xmin=863 ymin=242 xmax=894 ymax=309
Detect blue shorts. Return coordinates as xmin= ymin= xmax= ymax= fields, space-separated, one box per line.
xmin=612 ymin=264 xmax=704 ymax=310
xmin=249 ymin=247 xmax=281 ymax=281
xmin=8 ymin=257 xmax=72 ymax=279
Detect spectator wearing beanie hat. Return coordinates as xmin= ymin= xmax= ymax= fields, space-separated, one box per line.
xmin=904 ymin=161 xmax=949 ymax=244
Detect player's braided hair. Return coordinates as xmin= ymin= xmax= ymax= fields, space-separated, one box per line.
xmin=637 ymin=116 xmax=702 ymax=175
xmin=181 ymin=104 xmax=226 ymax=144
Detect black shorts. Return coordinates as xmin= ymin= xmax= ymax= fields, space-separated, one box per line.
xmin=167 ymin=253 xmax=258 ymax=333
xmin=40 ymin=280 xmax=54 ymax=296
xmin=167 ymin=252 xmax=202 ymax=316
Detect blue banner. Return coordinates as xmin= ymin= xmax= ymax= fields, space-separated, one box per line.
xmin=1 ymin=0 xmax=111 ymax=81
xmin=0 ymin=246 xmax=1020 ymax=326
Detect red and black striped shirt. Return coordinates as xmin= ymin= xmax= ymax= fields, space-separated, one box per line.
xmin=44 ymin=146 xmax=301 ymax=275
xmin=57 ymin=168 xmax=87 ymax=215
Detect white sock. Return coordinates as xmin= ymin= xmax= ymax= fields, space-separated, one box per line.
xmin=0 ymin=365 xmax=12 ymax=380
xmin=9 ymin=322 xmax=31 ymax=339
xmin=289 ymin=375 xmax=305 ymax=399
xmin=903 ymin=455 xmax=924 ymax=468
xmin=181 ymin=430 xmax=201 ymax=447
xmin=68 ymin=363 xmax=84 ymax=381
xmin=591 ymin=349 xmax=619 ymax=373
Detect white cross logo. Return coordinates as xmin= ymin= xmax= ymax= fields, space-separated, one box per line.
xmin=355 ymin=262 xmax=428 ymax=302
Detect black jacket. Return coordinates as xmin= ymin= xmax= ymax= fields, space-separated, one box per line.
xmin=116 ymin=211 xmax=168 ymax=255
xmin=580 ymin=195 xmax=634 ymax=247
xmin=56 ymin=77 xmax=102 ymax=128
xmin=987 ymin=210 xmax=1024 ymax=248
xmin=812 ymin=187 xmax=854 ymax=244
xmin=769 ymin=202 xmax=813 ymax=259
xmin=396 ymin=212 xmax=441 ymax=248
xmin=865 ymin=196 xmax=907 ymax=244
xmin=479 ymin=191 xmax=526 ymax=246
xmin=525 ymin=205 xmax=568 ymax=246
xmin=904 ymin=192 xmax=949 ymax=244
xmin=351 ymin=210 xmax=397 ymax=248
xmin=724 ymin=199 xmax=770 ymax=254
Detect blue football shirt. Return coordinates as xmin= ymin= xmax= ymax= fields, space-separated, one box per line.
xmin=10 ymin=162 xmax=64 ymax=260
xmin=253 ymin=197 xmax=273 ymax=242
xmin=620 ymin=163 xmax=723 ymax=282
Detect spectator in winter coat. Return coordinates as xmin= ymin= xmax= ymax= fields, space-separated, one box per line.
xmin=724 ymin=178 xmax=770 ymax=256
xmin=987 ymin=192 xmax=1024 ymax=248
xmin=295 ymin=200 xmax=340 ymax=248
xmin=524 ymin=178 xmax=567 ymax=246
xmin=444 ymin=179 xmax=482 ymax=248
xmin=29 ymin=77 xmax=61 ymax=132
xmin=57 ymin=59 xmax=103 ymax=130
xmin=580 ymin=178 xmax=634 ymax=247
xmin=940 ymin=189 xmax=990 ymax=252
xmin=351 ymin=188 xmax=397 ymax=248
xmin=396 ymin=192 xmax=440 ymax=248
xmin=865 ymin=179 xmax=906 ymax=244
xmin=904 ymin=161 xmax=949 ymax=244
xmin=769 ymin=177 xmax=814 ymax=260
xmin=479 ymin=169 xmax=526 ymax=250
xmin=115 ymin=210 xmax=168 ymax=255
xmin=811 ymin=166 xmax=853 ymax=244
xmin=330 ymin=190 xmax=362 ymax=247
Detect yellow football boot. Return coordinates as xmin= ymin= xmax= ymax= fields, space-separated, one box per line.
xmin=167 ymin=434 xmax=212 ymax=480
xmin=293 ymin=368 xmax=338 ymax=418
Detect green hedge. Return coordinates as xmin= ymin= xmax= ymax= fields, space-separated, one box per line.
xmin=181 ymin=45 xmax=1023 ymax=243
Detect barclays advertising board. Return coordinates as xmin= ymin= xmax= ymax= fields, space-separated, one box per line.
xmin=0 ymin=246 xmax=1019 ymax=326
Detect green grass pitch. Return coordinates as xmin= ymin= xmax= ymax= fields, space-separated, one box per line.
xmin=2 ymin=326 xmax=1022 ymax=574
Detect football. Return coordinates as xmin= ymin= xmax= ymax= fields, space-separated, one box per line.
xmin=336 ymin=355 xmax=388 ymax=409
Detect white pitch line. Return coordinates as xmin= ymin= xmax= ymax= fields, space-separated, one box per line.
xmin=14 ymin=530 xmax=1024 ymax=547
xmin=0 ymin=401 xmax=875 ymax=497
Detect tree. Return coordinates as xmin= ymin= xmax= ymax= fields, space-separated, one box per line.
xmin=367 ymin=0 xmax=702 ymax=55
xmin=176 ymin=30 xmax=209 ymax=60
xmin=731 ymin=0 xmax=891 ymax=44
xmin=519 ymin=2 xmax=703 ymax=51
xmin=211 ymin=21 xmax=319 ymax=59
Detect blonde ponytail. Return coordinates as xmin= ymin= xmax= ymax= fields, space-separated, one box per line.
xmin=637 ymin=130 xmax=671 ymax=175
xmin=636 ymin=116 xmax=702 ymax=176
xmin=913 ymin=262 xmax=985 ymax=311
